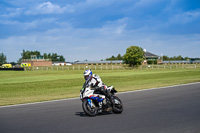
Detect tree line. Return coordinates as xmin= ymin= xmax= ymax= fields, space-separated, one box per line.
xmin=106 ymin=46 xmax=200 ymax=67
xmin=106 ymin=54 xmax=123 ymax=60
xmin=107 ymin=53 xmax=199 ymax=62
xmin=162 ymin=55 xmax=192 ymax=61
xmin=18 ymin=49 xmax=65 ymax=62
xmin=0 ymin=50 xmax=65 ymax=65
xmin=1 ymin=47 xmax=199 ymax=67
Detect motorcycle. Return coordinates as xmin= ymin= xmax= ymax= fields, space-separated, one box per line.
xmin=80 ymin=83 xmax=123 ymax=117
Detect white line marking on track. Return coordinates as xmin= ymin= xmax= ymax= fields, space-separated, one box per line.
xmin=1 ymin=82 xmax=200 ymax=109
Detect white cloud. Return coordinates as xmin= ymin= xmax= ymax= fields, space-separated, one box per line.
xmin=133 ymin=0 xmax=162 ymax=8
xmin=23 ymin=18 xmax=58 ymax=30
xmin=163 ymin=0 xmax=180 ymax=12
xmin=169 ymin=10 xmax=200 ymax=24
xmin=83 ymin=0 xmax=115 ymax=7
xmin=60 ymin=0 xmax=122 ymax=14
xmin=1 ymin=23 xmax=200 ymax=62
xmin=0 ymin=19 xmax=19 ymax=25
xmin=1 ymin=0 xmax=200 ymax=62
xmin=37 ymin=2 xmax=64 ymax=13
xmin=25 ymin=2 xmax=67 ymax=15
xmin=1 ymin=8 xmax=23 ymax=18
xmin=101 ymin=18 xmax=128 ymax=35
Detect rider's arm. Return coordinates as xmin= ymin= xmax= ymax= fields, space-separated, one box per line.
xmin=92 ymin=74 xmax=103 ymax=87
xmin=90 ymin=78 xmax=98 ymax=88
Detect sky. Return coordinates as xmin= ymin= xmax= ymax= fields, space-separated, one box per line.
xmin=0 ymin=0 xmax=200 ymax=62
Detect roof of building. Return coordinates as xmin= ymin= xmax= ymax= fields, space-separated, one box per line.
xmin=145 ymin=51 xmax=159 ymax=59
xmin=73 ymin=51 xmax=159 ymax=64
xmin=145 ymin=51 xmax=159 ymax=57
xmin=74 ymin=60 xmax=123 ymax=64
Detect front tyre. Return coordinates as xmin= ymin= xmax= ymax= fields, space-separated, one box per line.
xmin=82 ymin=99 xmax=97 ymax=117
xmin=112 ymin=96 xmax=123 ymax=114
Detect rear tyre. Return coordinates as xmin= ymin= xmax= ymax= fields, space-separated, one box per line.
xmin=82 ymin=99 xmax=97 ymax=117
xmin=112 ymin=96 xmax=123 ymax=114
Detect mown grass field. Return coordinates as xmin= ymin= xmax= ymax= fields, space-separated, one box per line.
xmin=0 ymin=68 xmax=200 ymax=106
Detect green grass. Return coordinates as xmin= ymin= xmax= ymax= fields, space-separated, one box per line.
xmin=0 ymin=68 xmax=200 ymax=106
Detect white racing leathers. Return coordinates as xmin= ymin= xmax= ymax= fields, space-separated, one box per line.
xmin=85 ymin=74 xmax=106 ymax=89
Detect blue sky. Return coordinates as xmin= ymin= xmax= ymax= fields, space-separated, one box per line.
xmin=0 ymin=0 xmax=200 ymax=62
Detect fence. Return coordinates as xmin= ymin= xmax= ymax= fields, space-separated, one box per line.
xmin=24 ymin=65 xmax=127 ymax=71
xmin=140 ymin=64 xmax=198 ymax=69
xmin=24 ymin=64 xmax=199 ymax=71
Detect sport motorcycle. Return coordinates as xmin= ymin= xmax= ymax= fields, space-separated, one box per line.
xmin=80 ymin=83 xmax=123 ymax=117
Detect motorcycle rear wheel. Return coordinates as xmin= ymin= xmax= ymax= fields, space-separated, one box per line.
xmin=82 ymin=99 xmax=97 ymax=117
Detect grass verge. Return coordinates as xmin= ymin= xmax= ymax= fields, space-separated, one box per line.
xmin=0 ymin=68 xmax=200 ymax=106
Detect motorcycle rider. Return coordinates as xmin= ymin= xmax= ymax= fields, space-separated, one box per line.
xmin=83 ymin=69 xmax=115 ymax=105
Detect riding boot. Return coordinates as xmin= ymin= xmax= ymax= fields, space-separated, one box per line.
xmin=106 ymin=91 xmax=115 ymax=105
xmin=96 ymin=86 xmax=115 ymax=105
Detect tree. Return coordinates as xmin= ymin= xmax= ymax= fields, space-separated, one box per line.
xmin=177 ymin=55 xmax=183 ymax=60
xmin=184 ymin=57 xmax=189 ymax=60
xmin=106 ymin=55 xmax=116 ymax=60
xmin=48 ymin=53 xmax=51 ymax=59
xmin=123 ymin=46 xmax=145 ymax=67
xmin=0 ymin=53 xmax=7 ymax=65
xmin=43 ymin=53 xmax=48 ymax=59
xmin=59 ymin=55 xmax=65 ymax=62
xmin=106 ymin=54 xmax=123 ymax=60
xmin=51 ymin=53 xmax=58 ymax=61
xmin=117 ymin=54 xmax=123 ymax=60
xmin=47 ymin=53 xmax=65 ymax=62
xmin=19 ymin=50 xmax=65 ymax=62
xmin=162 ymin=55 xmax=169 ymax=61
xmin=21 ymin=49 xmax=41 ymax=59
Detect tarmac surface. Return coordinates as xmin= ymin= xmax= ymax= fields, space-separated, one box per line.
xmin=1 ymin=83 xmax=200 ymax=133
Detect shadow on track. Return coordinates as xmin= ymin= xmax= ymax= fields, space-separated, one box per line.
xmin=75 ymin=112 xmax=88 ymax=117
xmin=75 ymin=111 xmax=113 ymax=117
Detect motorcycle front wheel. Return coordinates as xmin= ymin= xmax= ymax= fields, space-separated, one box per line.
xmin=82 ymin=99 xmax=97 ymax=117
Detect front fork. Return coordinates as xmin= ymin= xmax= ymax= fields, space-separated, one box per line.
xmin=83 ymin=99 xmax=95 ymax=108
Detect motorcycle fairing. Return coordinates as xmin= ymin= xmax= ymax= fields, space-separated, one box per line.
xmin=89 ymin=95 xmax=104 ymax=102
xmin=87 ymin=99 xmax=92 ymax=107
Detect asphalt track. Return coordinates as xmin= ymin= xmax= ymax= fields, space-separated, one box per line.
xmin=1 ymin=83 xmax=200 ymax=133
